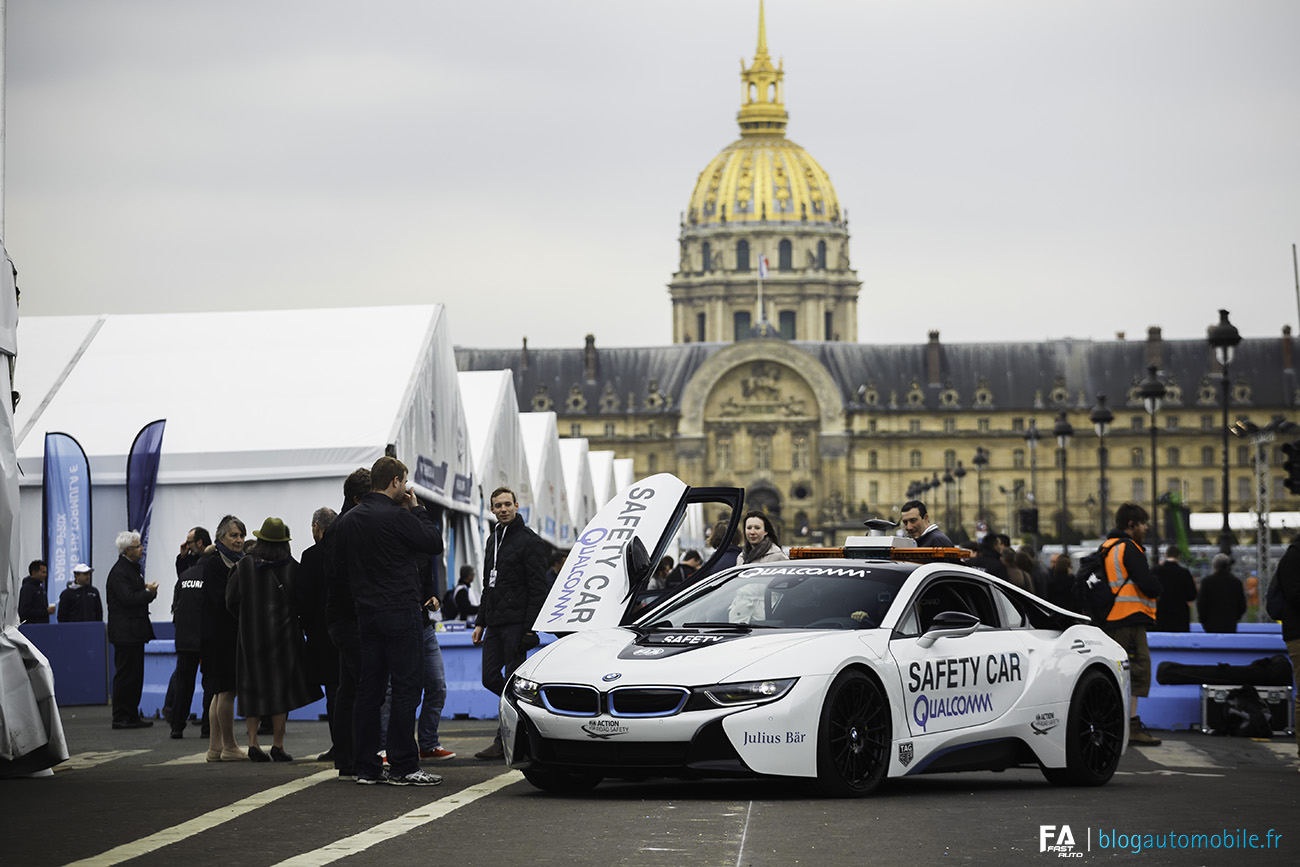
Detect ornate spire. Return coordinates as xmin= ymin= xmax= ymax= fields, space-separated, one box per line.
xmin=737 ymin=1 xmax=787 ymax=137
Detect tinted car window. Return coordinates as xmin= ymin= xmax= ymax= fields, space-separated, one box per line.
xmin=640 ymin=563 xmax=908 ymax=630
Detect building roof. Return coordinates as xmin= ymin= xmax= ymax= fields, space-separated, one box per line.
xmin=456 ymin=332 xmax=1297 ymax=417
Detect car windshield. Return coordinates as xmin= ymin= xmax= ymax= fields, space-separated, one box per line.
xmin=639 ymin=562 xmax=908 ymax=630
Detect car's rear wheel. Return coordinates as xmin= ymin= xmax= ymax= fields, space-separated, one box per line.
xmin=813 ymin=669 xmax=890 ymax=797
xmin=1041 ymin=668 xmax=1125 ymax=787
xmin=522 ymin=766 xmax=603 ymax=794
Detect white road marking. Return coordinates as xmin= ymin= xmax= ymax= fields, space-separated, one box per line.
xmin=1138 ymin=740 xmax=1222 ymax=769
xmin=55 ymin=750 xmax=149 ymax=772
xmin=734 ymin=801 xmax=754 ymax=867
xmin=271 ymin=770 xmax=524 ymax=867
xmin=63 ymin=770 xmax=335 ymax=867
xmin=148 ymin=752 xmax=212 ymax=767
xmin=1260 ymin=741 xmax=1300 ymax=764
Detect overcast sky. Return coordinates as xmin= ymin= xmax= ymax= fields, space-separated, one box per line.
xmin=5 ymin=0 xmax=1298 ymax=350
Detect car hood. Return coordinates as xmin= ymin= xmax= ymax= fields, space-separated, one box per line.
xmin=521 ymin=627 xmax=847 ymax=685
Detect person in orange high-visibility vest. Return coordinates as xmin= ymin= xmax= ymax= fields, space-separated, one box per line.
xmin=1101 ymin=502 xmax=1164 ymax=747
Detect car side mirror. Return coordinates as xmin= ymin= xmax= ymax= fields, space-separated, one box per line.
xmin=916 ymin=610 xmax=981 ymax=648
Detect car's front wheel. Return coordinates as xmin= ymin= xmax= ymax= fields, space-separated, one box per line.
xmin=1041 ymin=667 xmax=1125 ymax=787
xmin=813 ymin=669 xmax=890 ymax=797
xmin=522 ymin=766 xmax=603 ymax=795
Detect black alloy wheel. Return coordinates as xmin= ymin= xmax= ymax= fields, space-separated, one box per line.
xmin=814 ymin=669 xmax=891 ymax=797
xmin=1041 ymin=668 xmax=1125 ymax=786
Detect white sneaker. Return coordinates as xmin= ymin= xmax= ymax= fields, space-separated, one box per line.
xmin=387 ymin=769 xmax=443 ymax=786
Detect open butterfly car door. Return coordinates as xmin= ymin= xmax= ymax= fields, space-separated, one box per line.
xmin=533 ymin=473 xmax=744 ymax=634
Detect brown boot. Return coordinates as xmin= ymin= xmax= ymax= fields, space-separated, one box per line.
xmin=1128 ymin=716 xmax=1162 ymax=746
xmin=474 ymin=738 xmax=505 ymax=760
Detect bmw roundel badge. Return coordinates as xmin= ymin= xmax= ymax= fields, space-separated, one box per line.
xmin=602 ymin=672 xmax=622 ymax=682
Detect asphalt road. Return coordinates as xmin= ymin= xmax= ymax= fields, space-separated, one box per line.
xmin=3 ymin=707 xmax=1297 ymax=867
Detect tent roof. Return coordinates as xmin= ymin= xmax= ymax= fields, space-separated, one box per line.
xmin=16 ymin=306 xmax=443 ymax=483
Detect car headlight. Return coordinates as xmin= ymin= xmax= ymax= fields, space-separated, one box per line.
xmin=510 ymin=675 xmax=542 ymax=707
xmin=694 ymin=678 xmax=797 ymax=707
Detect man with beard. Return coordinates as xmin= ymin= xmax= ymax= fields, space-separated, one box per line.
xmin=472 ymin=486 xmax=548 ymax=760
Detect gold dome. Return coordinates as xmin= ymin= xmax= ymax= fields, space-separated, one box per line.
xmin=686 ymin=3 xmax=841 ymax=227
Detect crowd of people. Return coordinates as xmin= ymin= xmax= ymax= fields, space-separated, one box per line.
xmin=18 ymin=472 xmax=1299 ymax=775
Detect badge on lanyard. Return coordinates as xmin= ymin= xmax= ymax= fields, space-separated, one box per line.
xmin=488 ymin=569 xmax=498 ymax=587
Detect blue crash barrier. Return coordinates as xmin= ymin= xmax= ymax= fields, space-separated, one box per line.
xmin=22 ymin=620 xmax=547 ymax=721
xmin=17 ymin=621 xmax=110 ymax=706
xmin=1142 ymin=623 xmax=1290 ymax=731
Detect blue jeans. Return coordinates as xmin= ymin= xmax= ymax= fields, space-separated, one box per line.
xmin=354 ymin=607 xmax=422 ymax=779
xmin=378 ymin=625 xmax=447 ymax=751
xmin=418 ymin=626 xmax=447 ymax=750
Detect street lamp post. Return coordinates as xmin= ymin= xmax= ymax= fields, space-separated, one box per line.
xmin=1090 ymin=393 xmax=1114 ymax=532
xmin=1024 ymin=420 xmax=1041 ymax=548
xmin=1054 ymin=411 xmax=1074 ymax=554
xmin=972 ymin=447 xmax=989 ymax=531
xmin=1207 ymin=309 xmax=1242 ymax=555
xmin=1138 ymin=363 xmax=1167 ymax=565
xmin=953 ymin=461 xmax=966 ymax=536
xmin=943 ymin=467 xmax=954 ymax=530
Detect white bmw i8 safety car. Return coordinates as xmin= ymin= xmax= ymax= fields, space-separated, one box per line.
xmin=502 ymin=474 xmax=1131 ymax=797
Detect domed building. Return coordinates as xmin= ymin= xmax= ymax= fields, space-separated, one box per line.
xmin=670 ymin=5 xmax=860 ymax=344
xmin=459 ymin=9 xmax=1297 ymax=552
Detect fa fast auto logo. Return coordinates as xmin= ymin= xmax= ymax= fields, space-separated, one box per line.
xmin=1040 ymin=825 xmax=1081 ymax=857
xmin=581 ymin=719 xmax=630 ymax=739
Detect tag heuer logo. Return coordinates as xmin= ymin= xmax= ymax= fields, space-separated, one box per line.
xmin=898 ymin=741 xmax=914 ymax=767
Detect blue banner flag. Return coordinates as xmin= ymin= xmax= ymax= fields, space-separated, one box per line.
xmin=43 ymin=432 xmax=93 ymax=592
xmin=126 ymin=419 xmax=166 ymax=575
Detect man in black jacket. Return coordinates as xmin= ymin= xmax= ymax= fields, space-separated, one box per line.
xmin=58 ymin=563 xmax=103 ymax=622
xmin=334 ymin=457 xmax=444 ymax=787
xmin=168 ymin=551 xmax=209 ymax=738
xmin=1275 ymin=541 xmax=1300 ymax=759
xmin=1153 ymin=546 xmax=1197 ymax=632
xmin=1196 ymin=554 xmax=1247 ymax=634
xmin=107 ymin=531 xmax=158 ymax=729
xmin=473 ymin=486 xmax=548 ymax=760
xmin=324 ymin=468 xmax=370 ymax=779
xmin=18 ymin=560 xmax=54 ymax=623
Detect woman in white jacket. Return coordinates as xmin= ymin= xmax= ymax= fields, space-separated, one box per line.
xmin=736 ymin=511 xmax=787 ymax=565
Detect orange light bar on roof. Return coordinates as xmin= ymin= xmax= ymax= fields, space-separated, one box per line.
xmin=789 ymin=546 xmax=970 ymax=563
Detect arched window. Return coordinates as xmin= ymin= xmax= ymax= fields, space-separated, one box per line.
xmin=754 ymin=436 xmax=772 ymax=470
xmin=816 ymin=240 xmax=827 ymax=269
xmin=944 ymin=450 xmax=956 ymax=469
xmin=778 ymin=239 xmax=793 ymax=271
xmin=736 ymin=240 xmax=750 ymax=271
xmin=909 ymin=449 xmax=922 ymax=469
xmin=1013 ymin=449 xmax=1026 ymax=469
xmin=868 ymin=450 xmax=878 ymax=470
xmin=1167 ymin=447 xmax=1181 ymax=467
xmin=1131 ymin=447 xmax=1145 ymax=468
xmin=701 ymin=241 xmax=711 ymax=272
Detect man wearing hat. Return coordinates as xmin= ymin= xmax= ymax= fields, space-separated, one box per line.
xmin=58 ymin=563 xmax=103 ymax=622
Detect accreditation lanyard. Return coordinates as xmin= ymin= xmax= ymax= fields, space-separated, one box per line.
xmin=489 ymin=522 xmax=507 ymax=587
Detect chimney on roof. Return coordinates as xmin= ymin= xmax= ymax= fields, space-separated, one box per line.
xmin=1145 ymin=326 xmax=1163 ymax=370
xmin=521 ymin=337 xmax=528 ymax=371
xmin=926 ymin=331 xmax=941 ymax=386
xmin=1116 ymin=332 xmax=1125 ymax=341
xmin=584 ymin=334 xmax=598 ymax=383
xmin=1284 ymin=325 xmax=1294 ymax=372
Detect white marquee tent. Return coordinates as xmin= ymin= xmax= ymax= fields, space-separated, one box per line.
xmin=519 ymin=412 xmax=570 ymax=548
xmin=587 ymin=449 xmax=617 ymax=510
xmin=558 ymin=437 xmax=597 ymax=538
xmin=457 ymin=370 xmax=533 ymax=516
xmin=614 ymin=457 xmax=636 ymax=493
xmin=14 ymin=306 xmax=476 ymax=617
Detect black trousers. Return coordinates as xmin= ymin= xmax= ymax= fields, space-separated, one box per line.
xmin=328 ymin=620 xmax=361 ymax=773
xmin=111 ymin=643 xmax=146 ymax=724
xmin=168 ymin=650 xmax=209 ymax=734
